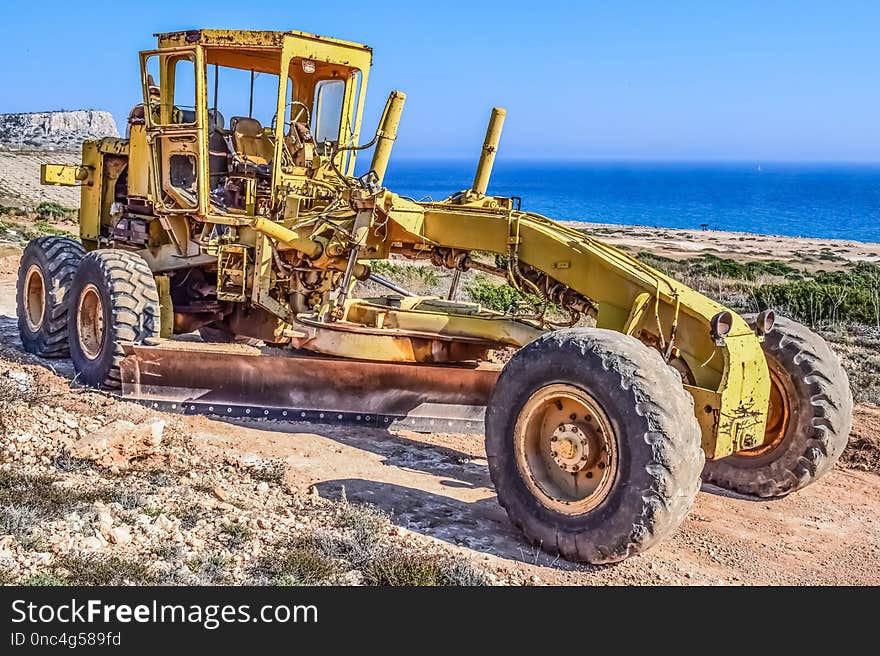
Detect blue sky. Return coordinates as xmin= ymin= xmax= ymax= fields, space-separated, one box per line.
xmin=1 ymin=1 xmax=878 ymax=161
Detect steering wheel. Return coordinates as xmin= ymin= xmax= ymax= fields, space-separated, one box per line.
xmin=287 ymin=101 xmax=311 ymax=125
xmin=271 ymin=100 xmax=311 ymax=132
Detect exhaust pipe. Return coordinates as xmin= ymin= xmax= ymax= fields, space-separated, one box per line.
xmin=471 ymin=107 xmax=506 ymax=197
xmin=370 ymin=90 xmax=407 ymax=185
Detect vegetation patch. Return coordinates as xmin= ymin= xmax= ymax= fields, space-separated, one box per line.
xmin=219 ymin=521 xmax=253 ymax=548
xmin=0 ymin=469 xmax=118 ymax=547
xmin=754 ymin=262 xmax=880 ymax=327
xmin=636 ymin=252 xmax=798 ymax=280
xmin=184 ymin=552 xmax=231 ymax=584
xmin=53 ymin=553 xmax=157 ymax=585
xmin=363 ymin=552 xmax=486 ymax=586
xmin=35 ymin=201 xmax=75 ymax=221
xmin=250 ymin=537 xmax=340 ymax=585
xmin=248 ymin=499 xmax=489 ymax=586
xmin=464 ymin=274 xmax=534 ymax=313
xmin=370 ymin=260 xmax=441 ymax=290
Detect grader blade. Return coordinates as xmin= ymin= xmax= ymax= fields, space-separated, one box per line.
xmin=119 ymin=341 xmax=500 ymax=433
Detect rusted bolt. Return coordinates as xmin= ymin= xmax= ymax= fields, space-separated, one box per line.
xmin=550 ymin=435 xmax=558 ymax=442
xmin=598 ymin=462 xmax=605 ymax=469
xmin=569 ymin=413 xmax=577 ymax=421
xmin=586 ymin=472 xmax=593 ymax=478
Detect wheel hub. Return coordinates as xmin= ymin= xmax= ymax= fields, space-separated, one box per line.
xmin=514 ymin=384 xmax=618 ymax=515
xmin=24 ymin=264 xmax=46 ymax=332
xmin=550 ymin=423 xmax=592 ymax=472
xmin=77 ymin=284 xmax=105 ymax=361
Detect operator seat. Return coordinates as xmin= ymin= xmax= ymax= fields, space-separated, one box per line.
xmin=206 ymin=109 xmax=229 ymax=187
xmin=229 ymin=117 xmax=273 ymax=176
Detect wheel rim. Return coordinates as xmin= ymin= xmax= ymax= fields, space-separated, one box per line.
xmin=23 ymin=264 xmax=46 ymax=332
xmin=737 ymin=363 xmax=791 ymax=457
xmin=77 ymin=284 xmax=105 ymax=360
xmin=513 ymin=384 xmax=618 ymax=515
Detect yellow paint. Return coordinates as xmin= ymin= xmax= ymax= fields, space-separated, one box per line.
xmin=40 ymin=164 xmax=89 ymax=186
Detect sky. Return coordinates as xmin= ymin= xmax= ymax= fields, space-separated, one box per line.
xmin=1 ymin=0 xmax=879 ymax=162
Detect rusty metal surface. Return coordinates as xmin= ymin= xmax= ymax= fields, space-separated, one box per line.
xmin=120 ymin=341 xmax=501 ymax=433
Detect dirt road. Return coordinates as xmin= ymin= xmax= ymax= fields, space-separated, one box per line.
xmin=1 ymin=259 xmax=878 ymax=585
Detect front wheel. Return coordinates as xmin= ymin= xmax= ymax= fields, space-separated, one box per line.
xmin=486 ymin=328 xmax=704 ymax=564
xmin=702 ymin=315 xmax=852 ymax=497
xmin=68 ymin=250 xmax=160 ymax=388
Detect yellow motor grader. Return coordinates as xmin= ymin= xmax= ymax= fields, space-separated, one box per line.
xmin=21 ymin=29 xmax=852 ymax=563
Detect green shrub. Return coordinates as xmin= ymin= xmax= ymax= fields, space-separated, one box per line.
xmin=53 ymin=554 xmax=157 ymax=585
xmin=21 ymin=571 xmax=68 ymax=586
xmin=369 ymin=260 xmax=440 ymax=288
xmin=464 ymin=275 xmax=534 ymax=312
xmin=636 ymin=252 xmax=797 ymax=281
xmin=754 ymin=262 xmax=880 ymax=326
xmin=363 ymin=552 xmax=488 ymax=586
xmin=220 ymin=521 xmax=253 ymax=548
xmin=35 ymin=201 xmax=73 ymax=221
xmin=250 ymin=538 xmax=339 ymax=585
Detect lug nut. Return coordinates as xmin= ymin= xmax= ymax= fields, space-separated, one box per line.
xmin=550 ymin=435 xmax=558 ymax=442
xmin=586 ymin=472 xmax=593 ymax=478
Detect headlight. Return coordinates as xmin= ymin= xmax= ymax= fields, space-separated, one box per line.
xmin=710 ymin=311 xmax=733 ymax=339
xmin=756 ymin=309 xmax=776 ymax=336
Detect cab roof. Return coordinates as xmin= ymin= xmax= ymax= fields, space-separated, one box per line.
xmin=155 ymin=29 xmax=371 ymax=54
xmin=153 ymin=29 xmax=372 ymax=76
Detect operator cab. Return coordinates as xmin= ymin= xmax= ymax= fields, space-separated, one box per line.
xmin=135 ymin=30 xmax=371 ymax=218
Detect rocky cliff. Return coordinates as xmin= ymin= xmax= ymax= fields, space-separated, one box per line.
xmin=0 ymin=110 xmax=119 ymax=152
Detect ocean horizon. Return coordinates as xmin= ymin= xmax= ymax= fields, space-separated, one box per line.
xmin=378 ymin=160 xmax=880 ymax=243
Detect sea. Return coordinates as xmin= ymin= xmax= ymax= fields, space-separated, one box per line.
xmin=380 ymin=161 xmax=880 ymax=243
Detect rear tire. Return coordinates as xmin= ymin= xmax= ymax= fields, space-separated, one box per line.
xmin=16 ymin=236 xmax=85 ymax=357
xmin=486 ymin=328 xmax=704 ymax=564
xmin=68 ymin=250 xmax=160 ymax=389
xmin=702 ymin=315 xmax=852 ymax=497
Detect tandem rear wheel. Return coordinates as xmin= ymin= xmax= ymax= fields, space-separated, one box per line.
xmin=16 ymin=236 xmax=85 ymax=357
xmin=16 ymin=243 xmax=160 ymax=389
xmin=66 ymin=250 xmax=161 ymax=389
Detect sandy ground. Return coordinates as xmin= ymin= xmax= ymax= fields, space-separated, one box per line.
xmin=0 ymin=249 xmax=878 ymax=585
xmin=566 ymin=221 xmax=880 ymax=268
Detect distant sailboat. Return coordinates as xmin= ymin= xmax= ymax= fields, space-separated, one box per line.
xmin=757 ymin=164 xmax=764 ymax=172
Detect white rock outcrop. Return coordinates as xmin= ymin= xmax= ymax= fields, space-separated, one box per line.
xmin=0 ymin=110 xmax=119 ymax=151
